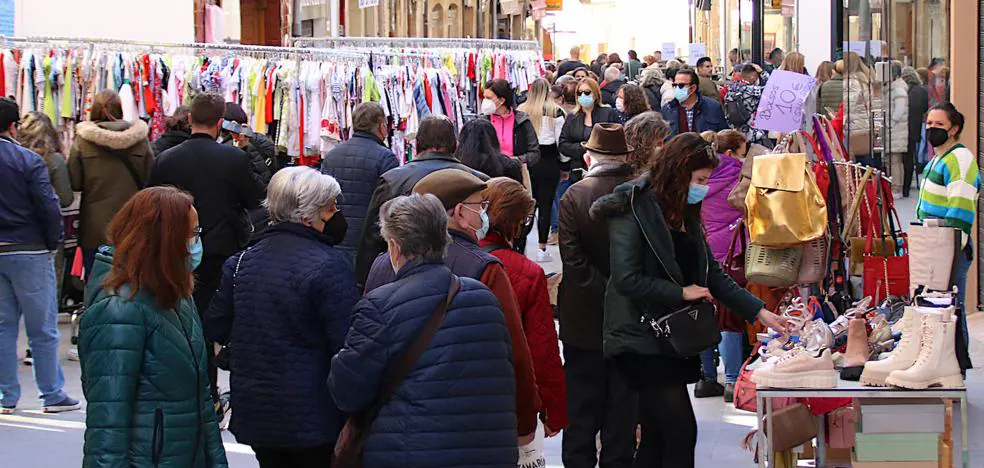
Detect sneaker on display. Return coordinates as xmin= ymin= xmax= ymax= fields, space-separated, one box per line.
xmin=536 ymin=249 xmax=553 ymax=263
xmin=861 ymin=307 xmax=925 ymax=387
xmin=693 ymin=379 xmax=725 ymax=398
xmin=885 ymin=308 xmax=964 ymax=389
xmin=751 ymin=347 xmax=837 ymax=389
xmin=43 ymin=397 xmax=82 ymax=413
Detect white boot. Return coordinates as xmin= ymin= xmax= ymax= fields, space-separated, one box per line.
xmin=861 ymin=307 xmax=922 ymax=386
xmin=885 ymin=308 xmax=964 ymax=389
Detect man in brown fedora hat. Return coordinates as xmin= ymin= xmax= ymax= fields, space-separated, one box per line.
xmin=557 ymin=122 xmax=640 ymax=467
xmin=363 ymin=168 xmax=541 ymax=447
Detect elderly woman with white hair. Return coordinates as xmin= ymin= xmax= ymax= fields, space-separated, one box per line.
xmin=206 ymin=166 xmax=359 ymax=467
xmin=329 ymin=193 xmax=520 ymax=468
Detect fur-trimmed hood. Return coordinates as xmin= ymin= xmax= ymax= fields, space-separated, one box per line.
xmin=588 ymin=175 xmax=648 ymax=222
xmin=76 ymin=119 xmax=149 ymax=150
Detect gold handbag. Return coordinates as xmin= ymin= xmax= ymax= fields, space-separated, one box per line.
xmin=745 ymin=153 xmax=828 ymax=246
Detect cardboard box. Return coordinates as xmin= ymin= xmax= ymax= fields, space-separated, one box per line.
xmin=858 ymin=398 xmax=945 ymax=434
xmin=854 ymin=433 xmax=940 ymax=462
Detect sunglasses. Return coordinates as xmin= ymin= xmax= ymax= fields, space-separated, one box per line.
xmin=577 ymin=90 xmax=593 ymax=96
xmin=673 ymin=83 xmax=693 ymax=89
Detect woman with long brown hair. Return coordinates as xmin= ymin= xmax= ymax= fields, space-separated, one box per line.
xmin=68 ymin=89 xmax=153 ymax=274
xmin=79 ymin=186 xmax=228 ymax=467
xmin=592 ymin=133 xmax=787 ymax=467
xmin=19 ymin=112 xmax=73 ymax=207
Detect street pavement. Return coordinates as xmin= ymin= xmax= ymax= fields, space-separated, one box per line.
xmin=3 ymin=194 xmax=982 ymax=467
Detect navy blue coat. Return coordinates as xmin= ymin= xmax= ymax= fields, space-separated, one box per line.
xmin=321 ymin=132 xmax=399 ymax=254
xmin=0 ymin=136 xmax=63 ymax=251
xmin=329 ymin=262 xmax=518 ymax=467
xmin=205 ymin=222 xmax=358 ymax=448
xmin=660 ymin=94 xmax=730 ymax=137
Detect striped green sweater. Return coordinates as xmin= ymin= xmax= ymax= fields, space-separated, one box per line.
xmin=916 ymin=144 xmax=980 ymax=237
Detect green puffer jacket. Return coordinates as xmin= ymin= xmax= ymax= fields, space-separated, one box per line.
xmin=79 ymin=249 xmax=228 ymax=468
xmin=589 ymin=176 xmax=765 ymax=358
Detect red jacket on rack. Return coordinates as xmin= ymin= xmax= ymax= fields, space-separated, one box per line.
xmin=480 ymin=231 xmax=568 ymax=431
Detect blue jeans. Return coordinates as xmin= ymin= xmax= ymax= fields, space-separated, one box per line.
xmin=953 ymin=245 xmax=972 ymax=351
xmin=551 ymin=178 xmax=573 ymax=232
xmin=719 ymin=331 xmax=744 ymax=384
xmin=0 ymin=253 xmax=68 ymax=407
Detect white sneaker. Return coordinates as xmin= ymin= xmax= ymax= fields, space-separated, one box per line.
xmin=536 ymin=249 xmax=553 ymax=263
xmin=67 ymin=347 xmax=79 ymax=362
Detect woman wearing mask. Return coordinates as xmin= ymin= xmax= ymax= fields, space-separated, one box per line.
xmin=700 ymin=130 xmax=748 ymax=402
xmin=79 ymin=187 xmax=228 ymax=468
xmin=518 ymin=78 xmax=566 ymax=262
xmin=206 ymin=167 xmax=357 ymax=467
xmin=624 ymin=111 xmax=670 ymax=174
xmin=480 ymin=177 xmax=568 ymax=438
xmin=68 ymin=89 xmax=154 ymax=275
xmin=592 ymin=133 xmax=787 ymax=467
xmin=615 ymin=83 xmax=650 ymax=124
xmin=886 ymin=62 xmax=910 ymax=194
xmin=482 ymin=78 xmax=541 ymax=168
xmin=455 ymin=118 xmax=523 ymax=184
xmin=918 ymin=103 xmax=978 ymax=373
xmin=329 ymin=193 xmax=519 ymax=467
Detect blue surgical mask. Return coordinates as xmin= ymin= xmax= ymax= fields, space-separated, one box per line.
xmin=476 ymin=209 xmax=490 ymax=241
xmin=674 ymin=86 xmax=691 ymax=103
xmin=577 ymin=94 xmax=595 ymax=109
xmin=687 ymin=183 xmax=709 ymax=204
xmin=187 ymin=237 xmax=204 ymax=271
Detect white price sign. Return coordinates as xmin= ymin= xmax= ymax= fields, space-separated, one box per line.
xmin=688 ymin=43 xmax=707 ymax=66
xmin=359 ymin=0 xmax=379 ymax=8
xmin=661 ymin=42 xmax=677 ymax=59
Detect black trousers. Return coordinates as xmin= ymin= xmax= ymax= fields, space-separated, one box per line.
xmin=904 ymin=138 xmax=918 ymax=196
xmin=253 ymin=444 xmax=334 ymax=468
xmin=193 ymin=254 xmax=226 ymax=405
xmin=562 ymin=346 xmax=638 ymax=468
xmin=530 ymin=145 xmax=561 ymax=246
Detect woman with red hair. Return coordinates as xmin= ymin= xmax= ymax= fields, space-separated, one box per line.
xmin=79 ymin=186 xmax=228 ymax=467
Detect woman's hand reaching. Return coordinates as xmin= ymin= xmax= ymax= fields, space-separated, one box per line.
xmin=756 ymin=309 xmax=789 ymax=333
xmin=682 ymin=285 xmax=712 ymax=302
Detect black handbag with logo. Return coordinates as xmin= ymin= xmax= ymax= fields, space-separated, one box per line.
xmin=643 ymin=300 xmax=721 ymax=357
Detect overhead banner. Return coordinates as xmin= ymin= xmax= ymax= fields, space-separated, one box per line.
xmin=752 ymin=70 xmax=816 ymax=133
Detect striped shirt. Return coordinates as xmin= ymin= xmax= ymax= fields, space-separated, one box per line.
xmin=916 ymin=144 xmax=980 ymax=240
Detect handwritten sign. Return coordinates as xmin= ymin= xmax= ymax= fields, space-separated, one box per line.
xmin=661 ymin=42 xmax=677 ymax=59
xmin=359 ymin=0 xmax=379 ymax=8
xmin=688 ymin=43 xmax=707 ymax=66
xmin=751 ymin=70 xmax=816 ymax=133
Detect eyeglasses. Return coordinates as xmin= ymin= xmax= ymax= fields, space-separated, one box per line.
xmin=577 ymin=90 xmax=593 ymax=96
xmin=192 ymin=225 xmax=202 ymax=241
xmin=462 ymin=201 xmax=491 ymax=211
xmin=673 ymin=83 xmax=692 ymax=89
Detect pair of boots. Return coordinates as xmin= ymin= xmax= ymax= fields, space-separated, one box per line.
xmin=860 ymin=307 xmax=965 ymax=389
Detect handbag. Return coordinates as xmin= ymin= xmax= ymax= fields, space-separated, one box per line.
xmin=333 ymin=276 xmax=461 ymax=468
xmin=643 ymin=300 xmax=720 ymax=357
xmin=767 ymin=403 xmax=819 ymax=452
xmin=825 ymin=404 xmax=858 ymax=449
xmin=724 ymin=220 xmax=748 ymax=286
xmin=908 ymin=219 xmax=961 ymax=293
xmin=796 ymin=234 xmax=830 ymax=285
xmin=745 ymin=243 xmax=803 ymax=288
xmin=744 ymin=152 xmax=828 ymax=246
xmin=862 ymin=183 xmax=910 ymax=302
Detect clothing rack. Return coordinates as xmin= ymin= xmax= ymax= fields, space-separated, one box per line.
xmin=832 ymin=160 xmax=893 ymax=183
xmin=294 ymin=36 xmax=540 ymax=52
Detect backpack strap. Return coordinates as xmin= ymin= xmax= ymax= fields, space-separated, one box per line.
xmin=481 ymin=243 xmax=511 ymax=254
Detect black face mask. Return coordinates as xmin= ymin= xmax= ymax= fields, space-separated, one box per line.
xmin=926 ymin=127 xmax=951 ymax=148
xmin=321 ymin=212 xmax=348 ymax=245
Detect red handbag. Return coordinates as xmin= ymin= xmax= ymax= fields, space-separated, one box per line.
xmin=862 ymin=183 xmax=909 ymax=301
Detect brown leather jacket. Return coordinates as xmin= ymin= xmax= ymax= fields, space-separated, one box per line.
xmin=557 ymin=162 xmax=635 ymax=351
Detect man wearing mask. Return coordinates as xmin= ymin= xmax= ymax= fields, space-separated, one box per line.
xmin=696 ymin=57 xmax=722 ymax=103
xmin=321 ymin=102 xmax=399 ymax=259
xmin=600 ymin=66 xmax=624 ymax=108
xmin=660 ymin=68 xmax=729 ymax=137
xmin=363 ymin=169 xmax=541 ymax=448
xmin=354 ymin=116 xmax=487 ymax=289
xmin=148 ymin=92 xmax=265 ymax=417
xmin=557 ymin=123 xmax=638 ymax=468
xmin=0 ymin=97 xmax=81 ymax=414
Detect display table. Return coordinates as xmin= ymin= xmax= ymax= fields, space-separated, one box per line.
xmin=755 ymin=380 xmax=969 ymax=468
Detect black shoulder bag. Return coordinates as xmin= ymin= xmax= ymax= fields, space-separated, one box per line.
xmin=644 ymin=300 xmax=720 ymax=357
xmin=333 ymin=275 xmax=462 ymax=468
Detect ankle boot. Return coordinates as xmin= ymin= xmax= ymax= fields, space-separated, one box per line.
xmin=839 ymin=318 xmax=869 ymax=381
xmin=886 ymin=309 xmax=965 ymax=389
xmin=861 ymin=307 xmax=923 ymax=386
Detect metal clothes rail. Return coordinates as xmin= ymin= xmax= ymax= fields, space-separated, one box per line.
xmin=293 ymin=36 xmax=540 ymax=51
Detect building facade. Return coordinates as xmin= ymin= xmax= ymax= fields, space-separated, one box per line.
xmin=343 ymin=0 xmax=534 ymax=40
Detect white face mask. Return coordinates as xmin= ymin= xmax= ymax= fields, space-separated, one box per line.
xmin=480 ymin=99 xmax=498 ymax=116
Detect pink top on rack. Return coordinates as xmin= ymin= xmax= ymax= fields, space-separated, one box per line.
xmin=491 ymin=111 xmax=515 ymax=157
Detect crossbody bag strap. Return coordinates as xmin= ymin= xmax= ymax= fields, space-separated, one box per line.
xmin=481 ymin=243 xmax=510 ymax=254
xmin=369 ymin=275 xmax=461 ymax=417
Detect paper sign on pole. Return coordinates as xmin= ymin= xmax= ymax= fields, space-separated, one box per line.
xmin=843 ymin=41 xmax=867 ymax=57
xmin=661 ymin=42 xmax=677 ymax=59
xmin=0 ymin=0 xmax=13 ymax=36
xmin=688 ymin=43 xmax=707 ymax=66
xmin=751 ymin=70 xmax=816 ymax=133
xmin=359 ymin=0 xmax=379 ymax=8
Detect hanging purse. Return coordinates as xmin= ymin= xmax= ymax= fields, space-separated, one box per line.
xmin=643 ymin=301 xmax=720 ymax=357
xmin=745 ymin=152 xmax=828 ymax=246
xmin=862 ymin=182 xmax=910 ymax=301
xmin=724 ymin=220 xmax=748 ymax=286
